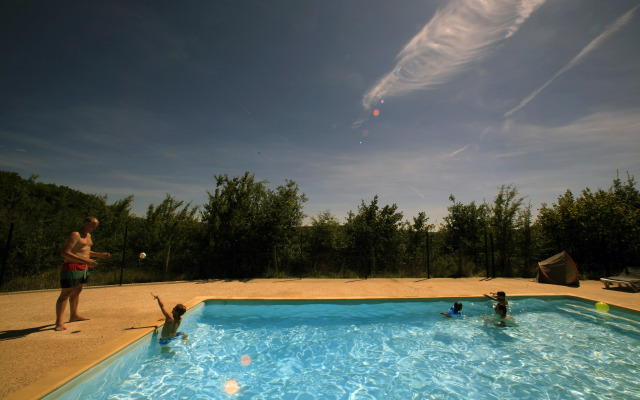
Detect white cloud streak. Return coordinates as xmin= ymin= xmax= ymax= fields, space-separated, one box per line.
xmin=361 ymin=0 xmax=545 ymax=109
xmin=504 ymin=5 xmax=638 ymax=118
xmin=448 ymin=145 xmax=470 ymax=157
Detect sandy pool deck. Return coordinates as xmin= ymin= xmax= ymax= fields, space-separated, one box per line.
xmin=1 ymin=278 xmax=638 ymax=399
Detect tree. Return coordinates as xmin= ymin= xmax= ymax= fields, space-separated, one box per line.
xmin=490 ymin=184 xmax=524 ymax=276
xmin=404 ymin=211 xmax=434 ymax=276
xmin=202 ymin=172 xmax=307 ymax=278
xmin=344 ymin=196 xmax=403 ymax=277
xmin=145 ymin=194 xmax=199 ymax=278
xmin=443 ymin=195 xmax=487 ymax=276
xmin=536 ymin=172 xmax=640 ymax=276
xmin=309 ymin=210 xmax=345 ymax=275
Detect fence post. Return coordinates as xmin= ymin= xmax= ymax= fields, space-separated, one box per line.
xmin=484 ymin=230 xmax=489 ymax=279
xmin=426 ymin=229 xmax=430 ymax=279
xmin=0 ymin=223 xmax=15 ymax=289
xmin=490 ymin=233 xmax=495 ymax=278
xmin=119 ymin=224 xmax=128 ymax=286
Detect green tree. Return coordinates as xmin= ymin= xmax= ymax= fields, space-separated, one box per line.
xmin=344 ymin=195 xmax=403 ymax=277
xmin=145 ymin=194 xmax=199 ymax=279
xmin=536 ymin=172 xmax=640 ymax=276
xmin=401 ymin=212 xmax=434 ymax=277
xmin=443 ymin=195 xmax=487 ymax=277
xmin=309 ymin=210 xmax=345 ymax=276
xmin=490 ymin=184 xmax=524 ymax=276
xmin=202 ymin=172 xmax=307 ymax=278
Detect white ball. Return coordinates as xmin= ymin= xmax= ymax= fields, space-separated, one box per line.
xmin=139 ymin=252 xmax=147 ymax=259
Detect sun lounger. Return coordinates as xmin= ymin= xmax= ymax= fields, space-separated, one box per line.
xmin=600 ymin=268 xmax=640 ymax=292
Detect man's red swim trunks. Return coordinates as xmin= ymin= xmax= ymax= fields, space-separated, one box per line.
xmin=60 ymin=262 xmax=90 ymax=288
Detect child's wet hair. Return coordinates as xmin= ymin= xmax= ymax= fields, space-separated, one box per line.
xmin=173 ymin=304 xmax=187 ymax=317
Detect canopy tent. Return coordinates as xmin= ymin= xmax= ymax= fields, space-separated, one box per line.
xmin=537 ymin=251 xmax=579 ymax=286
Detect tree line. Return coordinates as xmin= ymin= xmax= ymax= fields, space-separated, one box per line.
xmin=1 ymin=170 xmax=638 ymax=291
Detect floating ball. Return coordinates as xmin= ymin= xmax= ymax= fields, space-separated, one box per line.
xmin=225 ymin=380 xmax=239 ymax=394
xmin=139 ymin=252 xmax=146 ymax=259
xmin=595 ymin=301 xmax=609 ymax=312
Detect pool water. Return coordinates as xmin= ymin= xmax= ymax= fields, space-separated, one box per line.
xmin=49 ymin=298 xmax=640 ymax=399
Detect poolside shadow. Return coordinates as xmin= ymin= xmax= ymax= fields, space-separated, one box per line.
xmin=479 ymin=278 xmax=495 ymax=281
xmin=0 ymin=324 xmax=56 ymax=341
xmin=195 ymin=279 xmax=228 ymax=284
xmin=124 ymin=325 xmax=159 ymax=331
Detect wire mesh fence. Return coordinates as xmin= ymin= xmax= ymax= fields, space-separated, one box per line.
xmin=1 ymin=221 xmax=541 ymax=293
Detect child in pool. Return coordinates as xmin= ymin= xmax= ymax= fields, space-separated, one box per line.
xmin=151 ymin=293 xmax=188 ymax=344
xmin=484 ymin=291 xmax=509 ymax=307
xmin=441 ymin=301 xmax=465 ymax=318
xmin=483 ymin=303 xmax=516 ymax=327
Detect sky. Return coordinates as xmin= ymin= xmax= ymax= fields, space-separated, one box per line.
xmin=1 ymin=0 xmax=639 ymax=226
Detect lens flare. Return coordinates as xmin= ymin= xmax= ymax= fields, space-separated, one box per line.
xmin=373 ymin=109 xmax=380 ymax=116
xmin=225 ymin=380 xmax=239 ymax=394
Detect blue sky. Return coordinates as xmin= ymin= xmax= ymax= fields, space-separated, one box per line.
xmin=1 ymin=0 xmax=639 ymax=226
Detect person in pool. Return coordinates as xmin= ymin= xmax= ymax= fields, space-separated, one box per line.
xmin=484 ymin=291 xmax=509 ymax=307
xmin=151 ymin=293 xmax=188 ymax=344
xmin=483 ymin=303 xmax=516 ymax=327
xmin=441 ymin=301 xmax=465 ymax=318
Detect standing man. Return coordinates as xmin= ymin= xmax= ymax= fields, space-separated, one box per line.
xmin=55 ymin=216 xmax=110 ymax=331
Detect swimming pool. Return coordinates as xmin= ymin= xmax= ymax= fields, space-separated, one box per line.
xmin=46 ymin=297 xmax=640 ymax=399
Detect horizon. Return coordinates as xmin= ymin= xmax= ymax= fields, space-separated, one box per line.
xmin=4 ymin=168 xmax=634 ymax=229
xmin=1 ymin=1 xmax=638 ymax=226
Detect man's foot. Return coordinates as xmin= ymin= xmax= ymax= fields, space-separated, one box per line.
xmin=69 ymin=315 xmax=90 ymax=322
xmin=55 ymin=324 xmax=67 ymax=331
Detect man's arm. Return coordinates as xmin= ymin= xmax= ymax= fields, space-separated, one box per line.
xmin=151 ymin=293 xmax=173 ymax=320
xmin=90 ymin=251 xmax=111 ymax=259
xmin=60 ymin=232 xmax=97 ymax=266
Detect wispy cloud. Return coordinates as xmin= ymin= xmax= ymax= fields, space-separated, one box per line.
xmin=504 ymin=5 xmax=638 ymax=118
xmin=448 ymin=145 xmax=470 ymax=158
xmin=408 ymin=185 xmax=427 ymax=200
xmin=361 ymin=0 xmax=545 ymax=109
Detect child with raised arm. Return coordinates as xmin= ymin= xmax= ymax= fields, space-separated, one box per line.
xmin=484 ymin=291 xmax=509 ymax=307
xmin=151 ymin=293 xmax=188 ymax=344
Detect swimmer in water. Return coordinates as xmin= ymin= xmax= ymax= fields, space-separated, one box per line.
xmin=441 ymin=301 xmax=465 ymax=318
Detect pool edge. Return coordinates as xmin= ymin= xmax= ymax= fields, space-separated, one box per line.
xmin=5 ymin=294 xmax=635 ymax=399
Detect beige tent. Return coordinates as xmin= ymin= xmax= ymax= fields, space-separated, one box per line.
xmin=537 ymin=251 xmax=579 ymax=286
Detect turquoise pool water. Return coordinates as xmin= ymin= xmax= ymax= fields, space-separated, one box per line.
xmin=47 ymin=298 xmax=640 ymax=399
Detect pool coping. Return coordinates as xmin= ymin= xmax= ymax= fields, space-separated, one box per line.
xmin=5 ymin=293 xmax=637 ymax=400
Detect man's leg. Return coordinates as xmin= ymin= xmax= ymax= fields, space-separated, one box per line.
xmin=69 ymin=284 xmax=90 ymax=322
xmin=55 ymin=288 xmax=74 ymax=331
